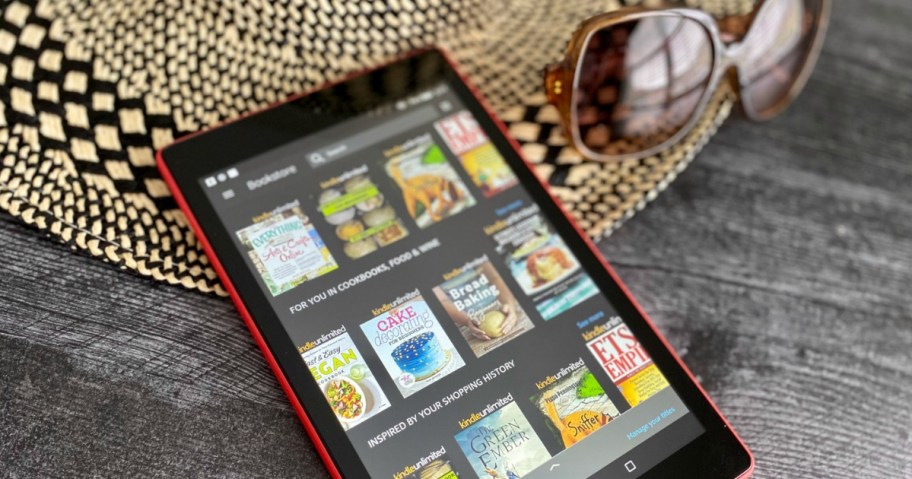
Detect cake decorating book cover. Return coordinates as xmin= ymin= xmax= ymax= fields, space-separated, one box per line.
xmin=299 ymin=326 xmax=390 ymax=431
xmin=360 ymin=289 xmax=465 ymax=398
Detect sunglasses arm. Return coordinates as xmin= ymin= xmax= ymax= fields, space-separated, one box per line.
xmin=543 ymin=60 xmax=577 ymax=143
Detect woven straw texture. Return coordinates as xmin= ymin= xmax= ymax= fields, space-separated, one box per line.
xmin=0 ymin=0 xmax=753 ymax=296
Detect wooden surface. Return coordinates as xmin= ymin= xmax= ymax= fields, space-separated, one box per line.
xmin=1 ymin=1 xmax=910 ymax=477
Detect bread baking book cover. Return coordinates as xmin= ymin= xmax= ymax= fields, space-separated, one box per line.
xmin=360 ymin=289 xmax=465 ymax=398
xmin=236 ymin=200 xmax=339 ymax=296
xmin=299 ymin=326 xmax=390 ymax=431
xmin=433 ymin=255 xmax=535 ymax=358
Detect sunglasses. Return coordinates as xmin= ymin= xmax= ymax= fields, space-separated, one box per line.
xmin=545 ymin=0 xmax=831 ymax=162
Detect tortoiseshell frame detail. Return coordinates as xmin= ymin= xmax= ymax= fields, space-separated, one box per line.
xmin=545 ymin=0 xmax=831 ymax=162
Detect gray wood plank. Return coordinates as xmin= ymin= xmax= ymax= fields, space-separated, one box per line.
xmin=1 ymin=1 xmax=911 ymax=477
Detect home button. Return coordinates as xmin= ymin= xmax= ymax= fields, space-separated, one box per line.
xmin=624 ymin=460 xmax=637 ymax=473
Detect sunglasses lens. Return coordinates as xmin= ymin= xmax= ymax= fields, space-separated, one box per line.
xmin=741 ymin=0 xmax=824 ymax=117
xmin=573 ymin=15 xmax=714 ymax=158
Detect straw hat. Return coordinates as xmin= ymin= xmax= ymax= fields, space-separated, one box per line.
xmin=0 ymin=0 xmax=754 ymax=295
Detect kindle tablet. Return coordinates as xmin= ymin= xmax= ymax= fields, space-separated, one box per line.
xmin=157 ymin=48 xmax=753 ymax=479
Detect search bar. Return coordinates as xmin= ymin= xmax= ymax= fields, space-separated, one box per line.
xmin=307 ymin=105 xmax=440 ymax=168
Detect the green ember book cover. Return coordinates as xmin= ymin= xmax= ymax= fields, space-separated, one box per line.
xmin=454 ymin=401 xmax=551 ymax=478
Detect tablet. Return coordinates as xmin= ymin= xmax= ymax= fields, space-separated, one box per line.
xmin=157 ymin=48 xmax=753 ymax=479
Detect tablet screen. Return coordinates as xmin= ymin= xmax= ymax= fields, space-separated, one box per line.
xmin=190 ymin=58 xmax=708 ymax=478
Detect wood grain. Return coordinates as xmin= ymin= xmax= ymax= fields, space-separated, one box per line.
xmin=1 ymin=1 xmax=910 ymax=477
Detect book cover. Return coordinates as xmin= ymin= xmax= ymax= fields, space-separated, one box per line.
xmin=360 ymin=290 xmax=465 ymax=398
xmin=434 ymin=111 xmax=518 ymax=197
xmin=300 ymin=327 xmax=390 ymax=430
xmin=315 ymin=163 xmax=410 ymax=260
xmin=383 ymin=133 xmax=476 ymax=229
xmin=433 ymin=255 xmax=535 ymax=358
xmin=403 ymin=458 xmax=457 ymax=479
xmin=454 ymin=399 xmax=551 ymax=478
xmin=529 ymin=359 xmax=620 ymax=449
xmin=584 ymin=317 xmax=669 ymax=407
xmin=394 ymin=446 xmax=459 ymax=479
xmin=236 ymin=200 xmax=338 ymax=296
xmin=487 ymin=204 xmax=598 ymax=320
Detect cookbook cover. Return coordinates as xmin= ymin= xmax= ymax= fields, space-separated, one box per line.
xmin=487 ymin=203 xmax=598 ymax=320
xmin=315 ymin=163 xmax=410 ymax=260
xmin=300 ymin=327 xmax=390 ymax=430
xmin=433 ymin=255 xmax=534 ymax=358
xmin=383 ymin=133 xmax=476 ymax=229
xmin=360 ymin=289 xmax=465 ymax=398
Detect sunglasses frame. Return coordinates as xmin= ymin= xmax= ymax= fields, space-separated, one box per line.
xmin=545 ymin=0 xmax=832 ymax=162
